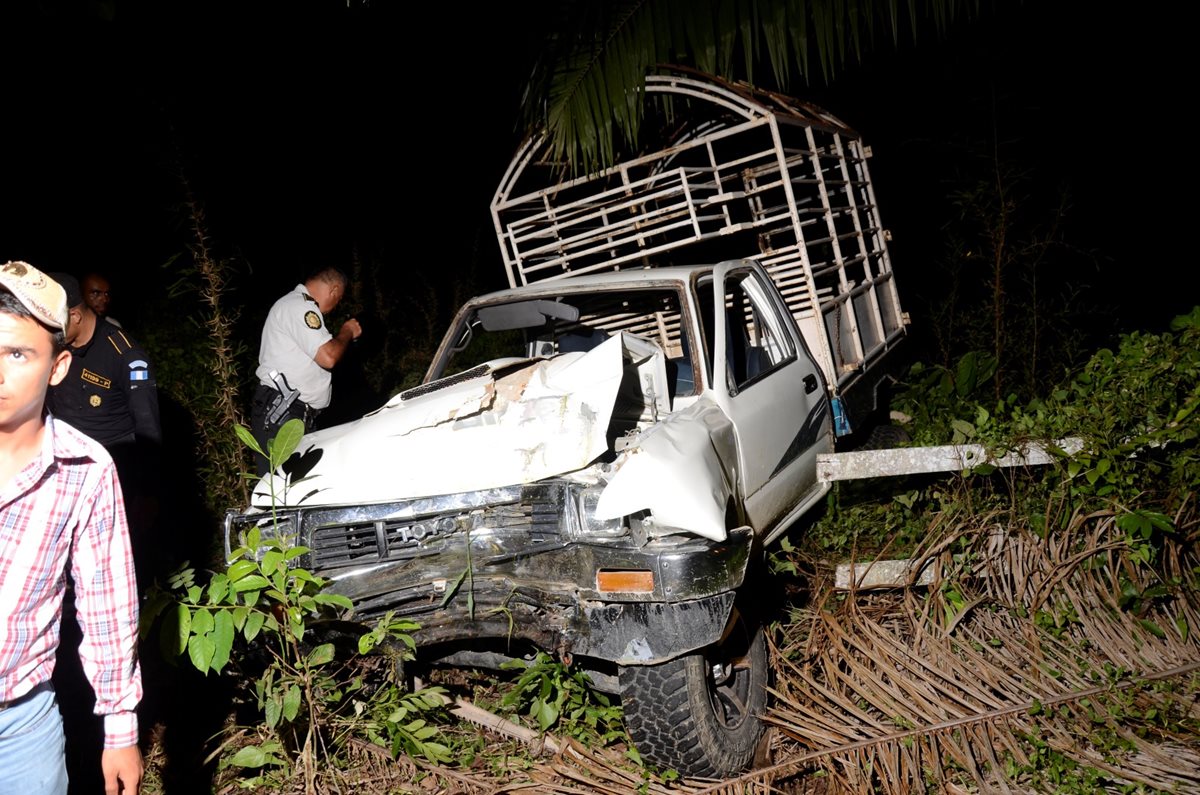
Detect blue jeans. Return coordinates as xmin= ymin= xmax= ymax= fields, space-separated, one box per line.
xmin=0 ymin=683 xmax=68 ymax=795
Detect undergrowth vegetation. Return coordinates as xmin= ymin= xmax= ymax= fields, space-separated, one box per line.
xmin=133 ymin=306 xmax=1200 ymax=793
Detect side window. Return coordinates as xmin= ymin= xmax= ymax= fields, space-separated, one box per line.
xmin=723 ymin=270 xmax=795 ymax=391
xmin=695 ymin=277 xmax=718 ymax=384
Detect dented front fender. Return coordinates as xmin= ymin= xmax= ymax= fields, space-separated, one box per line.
xmin=595 ymin=398 xmax=739 ymax=540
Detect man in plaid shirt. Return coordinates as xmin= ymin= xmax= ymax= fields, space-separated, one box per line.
xmin=0 ymin=260 xmax=142 ymax=794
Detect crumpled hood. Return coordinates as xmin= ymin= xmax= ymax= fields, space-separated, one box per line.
xmin=252 ymin=334 xmax=650 ymax=508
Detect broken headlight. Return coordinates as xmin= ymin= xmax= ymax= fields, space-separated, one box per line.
xmin=574 ymin=484 xmax=627 ymax=539
xmin=224 ymin=509 xmax=303 ymax=565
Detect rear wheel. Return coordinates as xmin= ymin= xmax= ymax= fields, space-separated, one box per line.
xmin=619 ymin=606 xmax=768 ymax=777
xmin=858 ymin=422 xmax=911 ymax=450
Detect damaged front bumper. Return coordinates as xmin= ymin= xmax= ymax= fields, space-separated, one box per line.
xmin=225 ymin=480 xmax=751 ymax=666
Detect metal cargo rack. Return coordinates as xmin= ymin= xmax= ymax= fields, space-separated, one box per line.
xmin=491 ymin=67 xmax=908 ymax=430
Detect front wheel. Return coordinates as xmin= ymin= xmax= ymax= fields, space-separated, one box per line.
xmin=619 ymin=607 xmax=768 ymax=778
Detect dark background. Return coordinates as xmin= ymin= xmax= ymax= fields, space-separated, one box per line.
xmin=1 ymin=2 xmax=1192 ymax=394
xmin=2 ymin=6 xmax=1190 ymax=791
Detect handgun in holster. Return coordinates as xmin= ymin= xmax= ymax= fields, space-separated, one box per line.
xmin=266 ymin=370 xmax=302 ymax=426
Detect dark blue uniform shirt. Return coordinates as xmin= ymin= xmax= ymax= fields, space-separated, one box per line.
xmin=48 ymin=318 xmax=161 ymax=448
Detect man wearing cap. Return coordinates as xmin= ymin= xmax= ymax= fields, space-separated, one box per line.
xmin=0 ymin=260 xmax=143 ymax=793
xmin=251 ymin=266 xmax=361 ymax=476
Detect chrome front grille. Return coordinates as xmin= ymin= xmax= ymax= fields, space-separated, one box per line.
xmin=304 ymin=484 xmax=569 ymax=570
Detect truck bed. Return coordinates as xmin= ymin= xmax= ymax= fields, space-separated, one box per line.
xmin=490 ymin=68 xmax=909 ymax=433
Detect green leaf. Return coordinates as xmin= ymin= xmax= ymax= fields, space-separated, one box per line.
xmin=158 ymin=604 xmax=182 ymax=660
xmin=418 ymin=741 xmax=452 ymax=764
xmin=306 ymin=643 xmax=335 ymax=667
xmin=313 ymin=593 xmax=354 ymax=611
xmin=950 ymin=419 xmax=974 ymax=440
xmin=261 ymin=549 xmax=284 ymax=574
xmin=1138 ymin=619 xmax=1166 ymax=639
xmin=138 ymin=587 xmax=172 ymax=632
xmin=226 ymin=559 xmax=259 ymax=582
xmin=536 ymin=698 xmax=559 ymax=730
xmin=244 ymin=610 xmax=266 ymax=642
xmin=231 ymin=575 xmax=271 ymax=593
xmin=190 ymin=608 xmax=215 ymax=635
xmin=206 ymin=574 xmax=230 ymax=604
xmin=439 ymin=568 xmax=469 ymax=607
xmin=268 ymin=418 xmax=306 ymax=468
xmin=229 ymin=745 xmax=269 ymax=769
xmin=171 ymin=604 xmax=192 ymax=655
xmin=210 ymin=610 xmax=234 ymax=673
xmin=282 ymin=685 xmax=302 ymax=722
xmin=187 ymin=633 xmax=215 ymax=675
xmin=955 ymin=352 xmax=978 ymax=396
xmin=264 ymin=696 xmax=282 ymax=729
xmin=234 ymin=424 xmax=264 ymax=457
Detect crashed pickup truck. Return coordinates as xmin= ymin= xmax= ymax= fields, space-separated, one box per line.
xmin=226 ymin=70 xmax=910 ymax=777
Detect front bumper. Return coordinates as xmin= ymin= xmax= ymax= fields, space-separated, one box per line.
xmin=224 ymin=481 xmax=752 ymax=664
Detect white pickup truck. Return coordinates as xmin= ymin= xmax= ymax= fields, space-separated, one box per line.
xmin=226 ymin=70 xmax=911 ymax=777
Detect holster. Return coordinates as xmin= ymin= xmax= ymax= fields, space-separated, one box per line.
xmin=266 ymin=371 xmax=301 ymax=426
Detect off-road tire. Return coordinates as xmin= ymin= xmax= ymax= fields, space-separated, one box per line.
xmin=618 ymin=608 xmax=768 ymax=778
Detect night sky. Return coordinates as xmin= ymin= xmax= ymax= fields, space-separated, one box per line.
xmin=1 ymin=3 xmax=1191 ymax=362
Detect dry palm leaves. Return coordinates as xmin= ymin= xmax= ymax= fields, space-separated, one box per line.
xmin=748 ymin=504 xmax=1200 ymax=794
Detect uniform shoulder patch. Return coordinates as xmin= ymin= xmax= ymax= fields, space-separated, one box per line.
xmin=129 ymin=360 xmax=150 ymax=381
xmin=304 ymin=310 xmax=322 ymax=330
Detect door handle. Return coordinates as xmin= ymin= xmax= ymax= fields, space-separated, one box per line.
xmin=804 ymin=374 xmax=818 ymax=394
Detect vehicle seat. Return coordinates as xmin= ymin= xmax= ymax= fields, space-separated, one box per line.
xmin=558 ymin=329 xmax=608 ymax=353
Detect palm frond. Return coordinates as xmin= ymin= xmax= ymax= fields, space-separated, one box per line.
xmin=746 ymin=504 xmax=1200 ymax=793
xmin=525 ymin=0 xmax=976 ymax=172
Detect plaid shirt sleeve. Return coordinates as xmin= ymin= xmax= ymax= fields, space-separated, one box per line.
xmin=69 ymin=457 xmax=143 ymax=749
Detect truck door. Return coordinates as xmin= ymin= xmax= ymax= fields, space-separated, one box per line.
xmin=701 ymin=262 xmax=832 ymax=533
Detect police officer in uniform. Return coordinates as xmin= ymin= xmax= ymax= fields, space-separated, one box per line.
xmin=46 ymin=272 xmax=161 ymax=456
xmin=47 ymin=272 xmax=162 ymax=587
xmin=251 ymin=266 xmax=361 ymax=476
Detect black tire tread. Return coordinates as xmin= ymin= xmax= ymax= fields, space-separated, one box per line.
xmin=858 ymin=422 xmax=911 ymax=450
xmin=620 ymin=624 xmax=767 ymax=777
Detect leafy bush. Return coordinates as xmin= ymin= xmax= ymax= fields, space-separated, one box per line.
xmin=497 ymin=652 xmax=625 ymax=746
xmin=141 ymin=420 xmax=458 ymax=791
xmin=802 ymin=306 xmax=1200 ymax=562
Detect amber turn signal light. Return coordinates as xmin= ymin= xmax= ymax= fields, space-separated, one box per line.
xmin=596 ymin=569 xmax=655 ymax=593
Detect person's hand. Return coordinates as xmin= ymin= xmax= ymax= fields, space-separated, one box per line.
xmin=342 ymin=317 xmax=363 ymax=341
xmin=102 ymin=745 xmax=143 ymax=794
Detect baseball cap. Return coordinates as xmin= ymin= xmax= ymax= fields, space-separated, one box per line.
xmin=0 ymin=260 xmax=69 ymax=330
xmin=47 ymin=271 xmax=84 ymax=310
